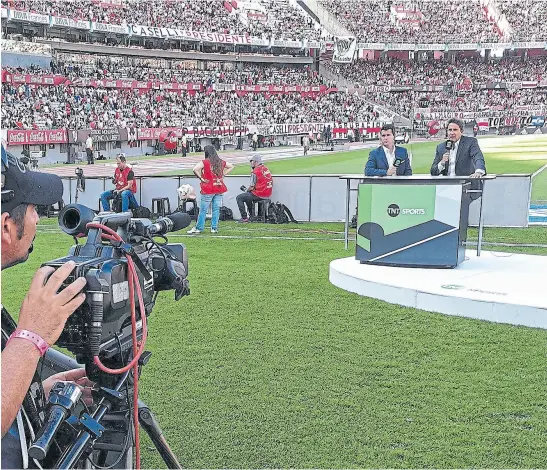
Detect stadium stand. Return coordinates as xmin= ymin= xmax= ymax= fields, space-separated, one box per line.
xmin=318 ymin=0 xmax=501 ymax=43
xmin=3 ymin=0 xmax=323 ymax=40
xmin=1 ymin=75 xmax=377 ymax=129
xmin=323 ymin=56 xmax=547 ymax=87
xmin=48 ymin=53 xmax=333 ymax=86
xmin=497 ymin=0 xmax=547 ymax=41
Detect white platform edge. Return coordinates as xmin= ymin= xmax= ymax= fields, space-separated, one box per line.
xmin=329 ymin=259 xmax=547 ymax=330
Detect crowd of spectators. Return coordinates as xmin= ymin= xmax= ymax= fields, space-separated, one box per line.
xmin=362 ymin=88 xmax=547 ymax=118
xmin=497 ymin=0 xmax=547 ymax=41
xmin=4 ymin=48 xmax=547 ymax=131
xmin=1 ymin=75 xmax=376 ymax=130
xmin=2 ymin=0 xmax=322 ymax=40
xmin=324 ymin=55 xmax=547 ymax=88
xmin=241 ymin=0 xmax=321 ymax=40
xmin=320 ymin=0 xmax=500 ymax=43
xmin=46 ymin=53 xmax=334 ymax=86
xmin=1 ymin=39 xmax=51 ymax=54
xmin=3 ymin=0 xmax=546 ymax=43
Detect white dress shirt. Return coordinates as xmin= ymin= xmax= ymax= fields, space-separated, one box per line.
xmin=383 ymin=145 xmax=396 ymax=168
xmin=438 ymin=139 xmax=459 ymax=176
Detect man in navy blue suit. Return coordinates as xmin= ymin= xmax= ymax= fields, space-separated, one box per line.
xmin=430 ymin=118 xmax=486 ymax=178
xmin=365 ymin=124 xmax=412 ymax=177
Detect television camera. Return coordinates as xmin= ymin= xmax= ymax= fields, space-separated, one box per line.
xmin=28 ymin=204 xmax=190 ymax=468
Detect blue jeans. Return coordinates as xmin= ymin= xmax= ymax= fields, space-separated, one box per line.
xmin=100 ymin=190 xmax=138 ymax=212
xmin=196 ymin=194 xmax=222 ymax=230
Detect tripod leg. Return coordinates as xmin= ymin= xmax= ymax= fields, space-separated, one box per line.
xmin=138 ymin=400 xmax=182 ymax=469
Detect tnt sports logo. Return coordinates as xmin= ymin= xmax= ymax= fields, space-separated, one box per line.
xmin=387 ymin=204 xmax=400 ymax=217
xmin=387 ymin=204 xmax=426 ymax=217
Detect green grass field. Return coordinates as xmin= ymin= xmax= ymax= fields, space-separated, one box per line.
xmin=2 ymin=220 xmax=546 ymax=468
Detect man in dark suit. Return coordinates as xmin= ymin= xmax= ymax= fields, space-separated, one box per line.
xmin=430 ymin=118 xmax=486 ymax=178
xmin=365 ymin=124 xmax=412 ymax=177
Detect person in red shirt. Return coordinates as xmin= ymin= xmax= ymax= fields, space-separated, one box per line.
xmin=187 ymin=146 xmax=234 ymax=234
xmin=100 ymin=153 xmax=138 ymax=212
xmin=236 ymin=155 xmax=273 ymax=223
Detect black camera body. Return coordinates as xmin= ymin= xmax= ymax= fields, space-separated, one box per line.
xmin=43 ymin=204 xmax=190 ymax=370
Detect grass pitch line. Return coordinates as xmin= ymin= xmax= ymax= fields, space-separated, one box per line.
xmin=532 ymin=162 xmax=547 ymax=178
xmin=168 ymin=233 xmax=346 ymax=242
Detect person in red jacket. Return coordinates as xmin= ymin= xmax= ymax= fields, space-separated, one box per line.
xmin=236 ymin=155 xmax=273 ymax=223
xmin=187 ymin=145 xmax=234 ymax=234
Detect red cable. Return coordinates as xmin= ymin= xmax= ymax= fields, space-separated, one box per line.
xmin=85 ymin=222 xmax=146 ymax=468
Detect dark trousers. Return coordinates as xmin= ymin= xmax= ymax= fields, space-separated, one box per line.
xmin=86 ymin=148 xmax=94 ymax=164
xmin=236 ymin=192 xmax=263 ymax=219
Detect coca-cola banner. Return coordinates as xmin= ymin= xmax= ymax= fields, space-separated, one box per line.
xmin=7 ymin=129 xmax=67 ymax=145
xmin=2 ymin=73 xmax=68 ymax=86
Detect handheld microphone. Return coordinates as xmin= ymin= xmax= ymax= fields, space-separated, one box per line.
xmin=393 ymin=158 xmax=404 ymax=168
xmin=442 ymin=140 xmax=454 ymax=176
xmin=147 ymin=212 xmax=191 ymax=236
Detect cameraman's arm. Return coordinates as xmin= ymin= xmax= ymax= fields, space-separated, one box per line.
xmin=1 ymin=262 xmax=86 ymax=437
xmin=1 ymin=337 xmax=41 ymax=436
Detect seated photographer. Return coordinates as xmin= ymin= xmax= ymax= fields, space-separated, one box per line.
xmin=1 ymin=146 xmax=93 ymax=468
xmin=236 ymin=155 xmax=273 ymax=223
xmin=99 ymin=153 xmax=138 ymax=212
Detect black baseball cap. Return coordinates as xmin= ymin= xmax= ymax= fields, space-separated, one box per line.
xmin=1 ymin=145 xmax=64 ymax=215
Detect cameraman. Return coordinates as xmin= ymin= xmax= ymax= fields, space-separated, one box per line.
xmin=100 ymin=153 xmax=138 ymax=212
xmin=236 ymin=155 xmax=273 ymax=223
xmin=1 ymin=147 xmax=92 ymax=467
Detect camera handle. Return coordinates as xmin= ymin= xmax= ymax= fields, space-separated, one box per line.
xmin=29 ymin=383 xmax=83 ymax=460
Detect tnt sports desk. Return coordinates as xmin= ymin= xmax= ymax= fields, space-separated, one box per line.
xmin=341 ymin=175 xmax=495 ymax=268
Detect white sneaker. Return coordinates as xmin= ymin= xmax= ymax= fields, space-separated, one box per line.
xmin=211 ymin=229 xmax=218 ymax=234
xmin=187 ymin=227 xmax=201 ymax=234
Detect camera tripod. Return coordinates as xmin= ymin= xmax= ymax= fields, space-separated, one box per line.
xmin=74 ymin=168 xmax=85 ymax=204
xmin=35 ymin=349 xmax=182 ymax=469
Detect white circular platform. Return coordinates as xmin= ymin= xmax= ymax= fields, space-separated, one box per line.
xmin=329 ymin=250 xmax=547 ymax=329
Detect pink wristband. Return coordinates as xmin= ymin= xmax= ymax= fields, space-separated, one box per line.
xmin=8 ymin=329 xmax=50 ymax=357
